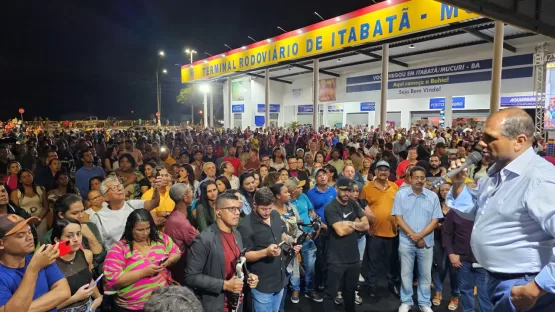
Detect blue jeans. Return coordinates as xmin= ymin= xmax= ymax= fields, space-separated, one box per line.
xmin=432 ymin=243 xmax=460 ymax=296
xmin=399 ymin=242 xmax=434 ymax=307
xmin=290 ymin=240 xmax=317 ymax=292
xmin=459 ymin=262 xmax=492 ymax=312
xmin=488 ymin=273 xmax=555 ymax=312
xmin=252 ymin=288 xmax=284 ymax=312
xmin=357 ymin=235 xmax=365 ymax=261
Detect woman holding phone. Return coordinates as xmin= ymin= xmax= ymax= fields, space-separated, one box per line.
xmin=104 ymin=209 xmax=181 ymax=312
xmin=51 ymin=218 xmax=103 ymax=312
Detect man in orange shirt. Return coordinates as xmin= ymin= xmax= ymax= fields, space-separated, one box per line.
xmin=360 ymin=160 xmax=401 ymax=298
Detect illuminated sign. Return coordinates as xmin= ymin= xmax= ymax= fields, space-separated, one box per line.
xmin=257 ymin=104 xmax=280 ymax=113
xmin=181 ymin=0 xmax=478 ymax=83
xmin=232 ymin=104 xmax=245 ymax=113
xmin=360 ymin=102 xmax=376 ymax=111
xmin=429 ymin=97 xmax=465 ymax=109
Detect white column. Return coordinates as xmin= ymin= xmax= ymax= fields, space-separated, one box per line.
xmin=265 ymin=69 xmax=270 ymax=128
xmin=312 ymin=59 xmax=319 ymax=130
xmin=209 ymin=83 xmax=214 ymax=128
xmin=490 ymin=21 xmax=504 ymax=113
xmin=203 ymin=92 xmax=208 ymax=127
xmin=377 ymin=44 xmax=389 ymax=131
xmin=444 ymin=96 xmax=453 ymax=128
xmin=323 ymin=105 xmax=328 ymax=127
xmin=225 ymin=78 xmax=232 ymax=128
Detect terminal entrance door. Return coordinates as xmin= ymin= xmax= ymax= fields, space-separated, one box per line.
xmin=233 ymin=113 xmax=242 ymax=129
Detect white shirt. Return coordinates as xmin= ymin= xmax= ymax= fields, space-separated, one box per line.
xmin=229 ymin=175 xmax=240 ymax=190
xmin=91 ymin=200 xmax=145 ymax=250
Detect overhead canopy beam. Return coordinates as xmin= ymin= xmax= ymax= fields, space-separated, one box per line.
xmin=357 ymin=50 xmax=409 ymax=68
xmin=463 ymin=27 xmax=517 ymax=53
xmin=289 ymin=63 xmax=340 ymax=77
xmin=239 ymin=71 xmax=292 ymax=84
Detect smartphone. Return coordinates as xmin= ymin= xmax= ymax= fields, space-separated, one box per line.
xmin=57 ymin=240 xmax=72 ymax=257
xmin=87 ymin=273 xmax=104 ymax=289
xmin=157 ymin=257 xmax=169 ymax=266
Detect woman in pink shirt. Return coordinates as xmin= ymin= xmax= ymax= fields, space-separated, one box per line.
xmin=2 ymin=161 xmax=20 ymax=192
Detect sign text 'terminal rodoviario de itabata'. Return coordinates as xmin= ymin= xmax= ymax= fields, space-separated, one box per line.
xmin=180 ymin=0 xmax=478 ymax=83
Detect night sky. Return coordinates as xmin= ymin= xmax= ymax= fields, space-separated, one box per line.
xmin=2 ymin=0 xmax=374 ymax=121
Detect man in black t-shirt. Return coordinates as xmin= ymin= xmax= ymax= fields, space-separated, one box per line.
xmin=323 ymin=177 xmax=370 ymax=312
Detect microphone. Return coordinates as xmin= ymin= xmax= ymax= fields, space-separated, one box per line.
xmin=431 ymin=151 xmax=482 ymax=189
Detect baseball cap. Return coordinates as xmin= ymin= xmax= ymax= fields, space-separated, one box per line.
xmin=376 ymin=160 xmax=390 ymax=169
xmin=296 ymin=148 xmax=305 ymax=154
xmin=314 ymin=168 xmax=327 ymax=177
xmin=285 ymin=177 xmax=306 ymax=189
xmin=0 ymin=214 xmax=38 ymax=239
xmin=335 ymin=176 xmax=355 ymax=190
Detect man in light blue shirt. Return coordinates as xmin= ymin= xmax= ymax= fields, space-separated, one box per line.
xmin=75 ymin=150 xmax=105 ymax=197
xmin=392 ymin=166 xmax=443 ymax=312
xmin=446 ymin=108 xmax=555 ymax=312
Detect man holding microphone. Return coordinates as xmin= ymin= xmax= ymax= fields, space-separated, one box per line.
xmin=446 ymin=108 xmax=555 ymax=312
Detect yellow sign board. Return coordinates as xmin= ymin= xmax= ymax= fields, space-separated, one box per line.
xmin=181 ymin=0 xmax=478 ymax=83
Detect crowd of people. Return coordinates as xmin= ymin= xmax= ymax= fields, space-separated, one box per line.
xmin=0 ymin=108 xmax=553 ymax=312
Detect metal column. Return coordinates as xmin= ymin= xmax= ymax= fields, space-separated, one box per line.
xmin=378 ymin=44 xmax=389 ymax=131
xmin=313 ymin=59 xmax=319 ymax=130
xmin=203 ymin=92 xmax=208 ymax=127
xmin=265 ymin=69 xmax=270 ymax=128
xmin=489 ymin=21 xmax=504 ymax=113
xmin=226 ymin=78 xmax=232 ymax=129
xmin=444 ymin=96 xmax=453 ymax=128
xmin=209 ymin=84 xmax=214 ymax=128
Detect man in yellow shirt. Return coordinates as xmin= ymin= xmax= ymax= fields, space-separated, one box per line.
xmin=142 ymin=167 xmax=175 ymax=231
xmin=360 ymin=160 xmax=401 ymax=298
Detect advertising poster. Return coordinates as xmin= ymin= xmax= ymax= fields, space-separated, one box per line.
xmin=545 ymin=62 xmax=555 ymax=129
xmin=319 ymin=78 xmax=336 ymax=102
xmin=231 ymin=81 xmax=246 ymax=101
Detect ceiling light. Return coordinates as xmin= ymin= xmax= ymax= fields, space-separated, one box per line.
xmin=408 ymin=44 xmax=415 ymax=49
xmin=242 ymin=46 xmax=247 ymax=50
xmin=221 ymin=54 xmax=226 ymax=57
xmin=337 ymin=58 xmax=342 ymax=62
xmin=266 ymin=39 xmax=272 ymax=43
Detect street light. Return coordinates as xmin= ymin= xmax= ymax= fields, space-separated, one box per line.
xmin=314 ymin=12 xmax=325 ymax=21
xmin=162 ymin=69 xmax=167 ymax=74
xmin=156 ymin=51 xmax=165 ymax=127
xmin=185 ymin=49 xmax=197 ymax=64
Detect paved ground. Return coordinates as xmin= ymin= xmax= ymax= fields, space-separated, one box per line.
xmin=283 ymin=280 xmax=465 ymax=312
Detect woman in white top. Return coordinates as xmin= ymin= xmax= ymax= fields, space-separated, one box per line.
xmin=270 ymin=147 xmax=287 ymax=170
xmin=10 ymin=169 xmax=50 ymax=236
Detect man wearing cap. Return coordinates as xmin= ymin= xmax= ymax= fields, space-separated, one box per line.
xmin=360 ymin=160 xmax=401 ymax=298
xmin=0 ymin=214 xmax=71 ymax=312
xmin=287 ymin=157 xmax=309 ymax=194
xmin=322 ymin=176 xmax=370 ymax=312
xmin=307 ymin=167 xmax=336 ymax=289
xmin=285 ymin=177 xmax=323 ymax=302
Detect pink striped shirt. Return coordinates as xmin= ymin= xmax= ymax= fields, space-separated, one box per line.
xmin=104 ymin=232 xmax=180 ymax=310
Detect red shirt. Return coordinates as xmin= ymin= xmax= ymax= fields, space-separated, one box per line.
xmin=224 ymin=156 xmax=242 ymax=176
xmin=221 ymin=231 xmax=240 ymax=312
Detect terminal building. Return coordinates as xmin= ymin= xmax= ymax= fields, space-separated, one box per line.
xmin=181 ymin=0 xmax=555 ymax=134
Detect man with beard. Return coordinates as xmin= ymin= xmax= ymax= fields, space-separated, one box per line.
xmin=425 ymin=155 xmax=446 ymax=184
xmin=75 ymin=150 xmax=105 ymax=198
xmin=392 ymin=166 xmax=443 ymax=312
xmin=185 ymin=191 xmax=259 ymax=312
xmin=322 ymin=177 xmax=369 ymax=312
xmin=238 ymin=187 xmax=298 ymax=312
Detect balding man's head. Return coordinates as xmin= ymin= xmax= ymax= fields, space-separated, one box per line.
xmin=482 ymin=108 xmax=534 ymax=164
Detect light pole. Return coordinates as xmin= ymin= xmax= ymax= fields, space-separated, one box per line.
xmin=200 ymin=84 xmax=210 ymax=128
xmin=185 ymin=49 xmax=197 ymax=64
xmin=156 ymin=51 xmax=165 ymax=127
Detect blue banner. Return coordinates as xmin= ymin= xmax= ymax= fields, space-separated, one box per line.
xmin=500 ymin=96 xmax=536 ymax=107
xmin=346 ymin=67 xmax=533 ymax=93
xmin=429 ymin=97 xmax=465 ymax=109
xmin=257 ymin=104 xmax=280 ymax=113
xmin=231 ymin=104 xmax=245 ymax=113
xmin=298 ymin=105 xmax=314 ymax=113
xmin=360 ymin=102 xmax=376 ymax=111
xmin=346 ymin=54 xmax=532 ymax=85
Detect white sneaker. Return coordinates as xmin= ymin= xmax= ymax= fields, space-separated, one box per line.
xmin=398 ymin=303 xmax=411 ymax=312
xmin=355 ymin=291 xmax=363 ymax=305
xmin=419 ymin=306 xmax=434 ymax=312
xmin=358 ymin=274 xmax=365 ymax=282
